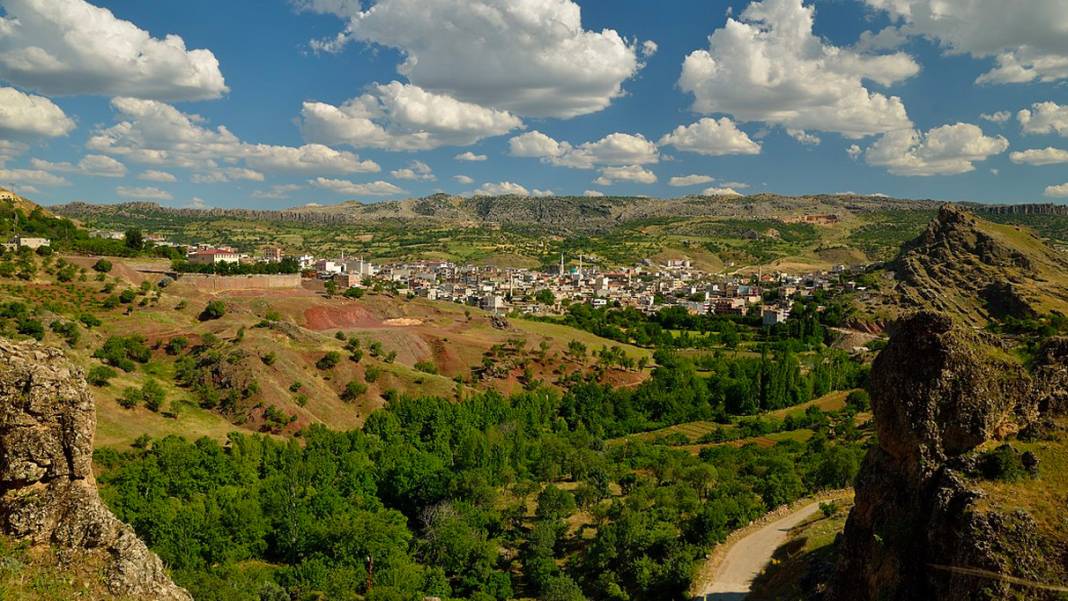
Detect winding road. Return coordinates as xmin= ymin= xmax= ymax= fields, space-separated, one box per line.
xmin=691 ymin=501 xmax=824 ymax=601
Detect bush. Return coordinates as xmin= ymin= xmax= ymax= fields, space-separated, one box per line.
xmin=119 ymin=289 xmax=137 ymax=304
xmin=343 ymin=287 xmax=364 ymax=299
xmin=335 ymin=331 xmax=347 ymax=341
xmin=316 ymin=351 xmax=341 ymax=370
xmin=16 ymin=317 xmax=44 ymax=341
xmin=93 ymin=335 xmax=152 ymax=372
xmin=846 ymin=390 xmax=871 ymax=411
xmin=165 ymin=337 xmax=189 ymax=355
xmin=979 ymin=444 xmax=1030 ymax=482
xmin=49 ymin=320 xmax=80 ymax=347
xmin=364 ymin=365 xmax=382 ymax=383
xmin=289 ymin=381 xmax=303 ymax=392
xmin=118 ymin=386 xmax=142 ymax=409
xmin=341 ymin=380 xmax=368 ymax=402
xmin=78 ymin=313 xmax=102 ymax=328
xmin=87 ymin=365 xmax=118 ymax=387
xmin=261 ymin=352 xmax=276 ymax=366
xmin=199 ymin=300 xmax=227 ymax=321
xmin=142 ymin=379 xmax=166 ymax=412
xmin=92 ymin=259 xmax=113 ymax=273
xmin=414 ymin=360 xmax=438 ymax=375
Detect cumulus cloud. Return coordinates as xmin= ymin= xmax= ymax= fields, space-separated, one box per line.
xmin=584 ymin=189 xmax=605 ymax=197
xmin=847 ymin=144 xmax=863 ymax=159
xmin=453 ymin=175 xmax=474 ymax=185
xmin=1046 ymin=182 xmax=1068 ymax=197
xmin=669 ymin=174 xmax=715 ymax=187
xmin=301 ymin=82 xmax=522 ymax=151
xmin=191 ymin=167 xmax=264 ymax=184
xmin=980 ymin=111 xmax=1011 ymax=124
xmin=0 ymin=167 xmax=69 ymax=186
xmin=1018 ymin=102 xmax=1068 ymax=137
xmin=701 ymin=186 xmax=743 ymax=196
xmin=787 ymin=129 xmax=821 ymax=145
xmin=88 ymin=97 xmax=380 ymax=175
xmin=1010 ymin=147 xmax=1068 ymax=166
xmin=509 ymin=130 xmax=659 ymax=169
xmin=138 ymin=169 xmax=176 ymax=183
xmin=473 ymin=181 xmax=531 ymax=196
xmin=454 ymin=151 xmax=487 ymax=161
xmin=679 ymin=0 xmax=917 ymax=138
xmin=0 ymin=86 xmax=75 ymax=139
xmin=32 ymin=154 xmax=126 ymax=177
xmin=593 ymin=165 xmax=657 ymax=185
xmin=309 ymin=177 xmax=405 ymax=196
xmin=251 ymin=184 xmax=302 ymax=199
xmin=864 ymin=123 xmax=1009 ymax=176
xmin=117 ymin=185 xmax=172 ymax=200
xmin=390 ymin=160 xmax=434 ymax=181
xmin=659 ymin=118 xmax=761 ymax=156
xmin=0 ymin=0 xmax=227 ymax=100
xmin=296 ymin=0 xmax=645 ymax=118
xmin=186 ymin=196 xmax=209 ymax=209
xmin=863 ymin=0 xmax=1068 ymax=85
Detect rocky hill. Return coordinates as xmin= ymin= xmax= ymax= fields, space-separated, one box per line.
xmin=827 ymin=313 xmax=1068 ymax=601
xmin=54 ymin=192 xmax=935 ymax=234
xmin=889 ymin=205 xmax=1068 ymax=325
xmin=0 ymin=340 xmax=190 ymax=600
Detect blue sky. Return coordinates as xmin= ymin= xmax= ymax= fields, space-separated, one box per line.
xmin=0 ymin=0 xmax=1066 ymax=208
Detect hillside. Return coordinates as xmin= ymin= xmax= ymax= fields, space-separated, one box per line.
xmin=886 ymin=205 xmax=1068 ymax=325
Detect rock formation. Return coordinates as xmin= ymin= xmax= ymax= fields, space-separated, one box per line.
xmin=827 ymin=313 xmax=1068 ymax=601
xmin=0 ymin=339 xmax=191 ymax=600
xmin=891 ymin=205 xmax=1068 ymax=325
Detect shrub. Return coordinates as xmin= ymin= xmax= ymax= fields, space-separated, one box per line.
xmin=87 ymin=365 xmax=118 ymax=387
xmin=364 ymin=365 xmax=382 ymax=383
xmin=384 ymin=350 xmax=397 ymax=363
xmin=316 ymin=351 xmax=341 ymax=370
xmin=289 ymin=381 xmax=303 ymax=392
xmin=334 ymin=331 xmax=347 ymax=341
xmin=101 ymin=295 xmax=119 ymax=309
xmin=343 ymin=287 xmax=364 ymax=299
xmin=349 ymin=349 xmax=364 ymax=363
xmin=261 ymin=352 xmax=276 ymax=366
xmin=142 ymin=379 xmax=166 ymax=412
xmin=93 ymin=335 xmax=151 ymax=372
xmin=49 ymin=320 xmax=80 ymax=346
xmin=980 ymin=444 xmax=1031 ymax=482
xmin=846 ymin=390 xmax=871 ymax=411
xmin=199 ymin=300 xmax=227 ymax=321
xmin=341 ymin=380 xmax=367 ymax=402
xmin=166 ymin=337 xmax=189 ymax=355
xmin=119 ymin=289 xmax=137 ymax=304
xmin=118 ymin=386 xmax=142 ymax=409
xmin=293 ymin=393 xmax=308 ymax=407
xmin=78 ymin=313 xmax=102 ymax=328
xmin=414 ymin=360 xmax=438 ymax=375
xmin=16 ymin=318 xmax=44 ymax=341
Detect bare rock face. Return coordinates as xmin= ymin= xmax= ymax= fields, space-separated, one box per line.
xmin=0 ymin=339 xmax=191 ymax=600
xmin=827 ymin=313 xmax=1064 ymax=601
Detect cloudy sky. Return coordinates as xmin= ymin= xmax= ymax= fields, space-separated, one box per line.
xmin=1 ymin=0 xmax=1067 ymax=208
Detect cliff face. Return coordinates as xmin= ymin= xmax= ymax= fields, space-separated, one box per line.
xmin=828 ymin=313 xmax=1068 ymax=601
xmin=891 ymin=205 xmax=1068 ymax=325
xmin=0 ymin=340 xmax=191 ymax=600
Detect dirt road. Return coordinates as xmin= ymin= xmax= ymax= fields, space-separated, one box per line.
xmin=691 ymin=501 xmax=824 ymax=601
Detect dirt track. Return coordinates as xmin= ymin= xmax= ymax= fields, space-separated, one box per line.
xmin=692 ymin=502 xmax=823 ymax=601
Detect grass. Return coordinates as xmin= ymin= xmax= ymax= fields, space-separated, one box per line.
xmin=0 ymin=535 xmax=134 ymax=600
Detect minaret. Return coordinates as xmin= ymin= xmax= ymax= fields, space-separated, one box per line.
xmin=559 ymin=253 xmax=564 ymax=277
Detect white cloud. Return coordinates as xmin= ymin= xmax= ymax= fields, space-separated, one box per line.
xmin=847 ymin=144 xmax=863 ymax=159
xmin=531 ymin=188 xmax=554 ymax=197
xmin=864 ymin=123 xmax=1009 ymax=176
xmin=669 ymin=174 xmax=715 ymax=187
xmin=138 ymin=169 xmax=176 ymax=183
xmin=1018 ymin=102 xmax=1068 ymax=137
xmin=297 ymin=0 xmax=644 ymax=118
xmin=594 ymin=165 xmax=657 ymax=185
xmin=309 ymin=177 xmax=405 ymax=196
xmin=251 ymin=184 xmax=302 ymax=199
xmin=390 ymin=160 xmax=434 ymax=181
xmin=863 ymin=0 xmax=1068 ymax=85
xmin=642 ymin=40 xmax=659 ymax=58
xmin=701 ymin=186 xmax=743 ymax=196
xmin=88 ymin=97 xmax=379 ymax=175
xmin=191 ymin=167 xmax=264 ymax=184
xmin=301 ymin=81 xmax=523 ymax=151
xmin=473 ymin=181 xmax=530 ymax=196
xmin=31 ymin=153 xmax=126 ymax=177
xmin=1045 ymin=182 xmax=1068 ymax=198
xmin=16 ymin=184 xmax=39 ymax=194
xmin=787 ymin=129 xmax=821 ymax=145
xmin=0 ymin=0 xmax=227 ymax=100
xmin=454 ymin=151 xmax=487 ymax=161
xmin=980 ymin=111 xmax=1011 ymax=124
xmin=679 ymin=0 xmax=917 ymax=138
xmin=1010 ymin=147 xmax=1068 ymax=166
xmin=453 ymin=175 xmax=474 ymax=185
xmin=509 ymin=130 xmax=659 ymax=168
xmin=658 ymin=118 xmax=761 ymax=156
xmin=584 ymin=189 xmax=605 ymax=197
xmin=187 ymin=196 xmax=209 ymax=209
xmin=0 ymin=167 xmax=69 ymax=186
xmin=116 ymin=185 xmax=172 ymax=200
xmin=0 ymin=86 xmax=75 ymax=139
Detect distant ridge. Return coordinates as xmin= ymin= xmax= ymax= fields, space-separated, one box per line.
xmin=54 ymin=192 xmax=937 ymax=234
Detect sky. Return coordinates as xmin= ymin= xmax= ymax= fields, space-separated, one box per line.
xmin=0 ymin=0 xmax=1067 ymax=209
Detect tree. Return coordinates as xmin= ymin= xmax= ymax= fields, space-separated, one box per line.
xmin=92 ymin=258 xmax=113 ymax=273
xmin=535 ymin=289 xmax=555 ymax=305
xmin=124 ymin=229 xmax=144 ymax=251
xmin=199 ymin=300 xmax=226 ymax=321
xmin=343 ymin=286 xmax=365 ymax=299
xmin=324 ymin=279 xmax=338 ymax=297
xmin=142 ymin=379 xmax=166 ymax=412
xmin=341 ymin=380 xmax=367 ymax=401
xmin=87 ymin=365 xmax=117 ymax=387
xmin=317 ymin=351 xmax=341 ymax=370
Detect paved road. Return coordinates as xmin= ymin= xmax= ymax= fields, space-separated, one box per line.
xmin=692 ymin=501 xmax=823 ymax=601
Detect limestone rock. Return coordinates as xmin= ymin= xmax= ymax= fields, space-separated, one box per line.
xmin=0 ymin=339 xmax=191 ymax=600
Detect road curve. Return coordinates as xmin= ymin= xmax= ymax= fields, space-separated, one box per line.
xmin=692 ymin=501 xmax=824 ymax=601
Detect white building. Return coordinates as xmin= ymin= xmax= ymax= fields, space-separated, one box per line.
xmin=188 ymin=248 xmax=240 ymax=265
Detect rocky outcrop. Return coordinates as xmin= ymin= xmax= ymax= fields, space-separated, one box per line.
xmin=827 ymin=313 xmax=1067 ymax=601
xmin=891 ymin=205 xmax=1068 ymax=325
xmin=0 ymin=339 xmax=191 ymax=600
